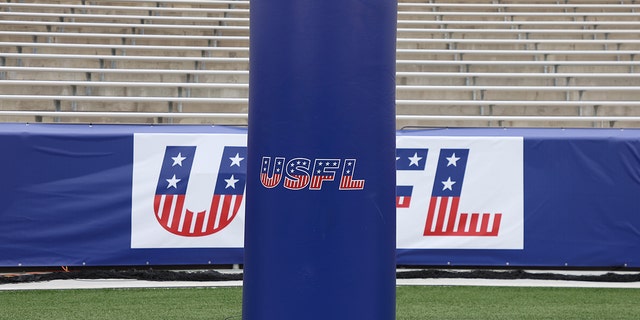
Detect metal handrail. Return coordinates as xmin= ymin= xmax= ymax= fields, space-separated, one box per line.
xmin=398 ymin=19 xmax=640 ymax=27
xmin=2 ymin=80 xmax=639 ymax=92
xmin=0 ymin=66 xmax=248 ymax=75
xmin=395 ymin=72 xmax=640 ymax=79
xmin=2 ymin=110 xmax=640 ymax=125
xmin=0 ymin=41 xmax=640 ymax=55
xmin=397 ymin=2 xmax=640 ymax=9
xmin=7 ymin=30 xmax=640 ymax=46
xmin=2 ymin=95 xmax=640 ymax=107
xmin=5 ymin=6 xmax=640 ymax=18
xmin=6 ymin=53 xmax=640 ymax=66
xmin=5 ymin=1 xmax=640 ymax=11
xmin=0 ymin=80 xmax=249 ymax=88
xmin=0 ymin=42 xmax=249 ymax=52
xmin=0 ymin=31 xmax=248 ymax=41
xmin=4 ymin=66 xmax=640 ymax=78
xmin=0 ymin=12 xmax=249 ymax=22
xmin=0 ymin=53 xmax=248 ymax=63
xmin=0 ymin=2 xmax=248 ymax=13
xmin=6 ymin=18 xmax=640 ymax=29
xmin=0 ymin=95 xmax=247 ymax=103
xmin=397 ymin=10 xmax=640 ymax=17
xmin=6 ymin=19 xmax=640 ymax=32
xmin=0 ymin=42 xmax=636 ymax=56
xmin=0 ymin=20 xmax=249 ymax=30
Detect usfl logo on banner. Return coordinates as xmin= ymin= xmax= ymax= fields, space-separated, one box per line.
xmin=131 ymin=134 xmax=246 ymax=248
xmin=396 ymin=136 xmax=524 ymax=249
xmin=131 ymin=133 xmax=523 ymax=250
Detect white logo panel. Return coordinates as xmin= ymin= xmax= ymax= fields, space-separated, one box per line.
xmin=131 ymin=133 xmax=247 ymax=248
xmin=396 ymin=136 xmax=524 ymax=249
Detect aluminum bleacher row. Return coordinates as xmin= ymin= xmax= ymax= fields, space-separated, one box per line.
xmin=1 ymin=0 xmax=639 ymax=128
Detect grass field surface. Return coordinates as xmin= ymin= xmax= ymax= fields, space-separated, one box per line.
xmin=1 ymin=286 xmax=639 ymax=319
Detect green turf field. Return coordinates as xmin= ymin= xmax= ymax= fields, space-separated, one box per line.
xmin=1 ymin=286 xmax=639 ymax=319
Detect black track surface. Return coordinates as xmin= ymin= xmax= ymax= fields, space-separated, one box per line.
xmin=2 ymin=268 xmax=640 ymax=284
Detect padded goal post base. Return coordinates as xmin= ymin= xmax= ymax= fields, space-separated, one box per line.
xmin=243 ymin=0 xmax=398 ymax=319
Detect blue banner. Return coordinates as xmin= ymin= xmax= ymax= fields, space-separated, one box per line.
xmin=0 ymin=124 xmax=246 ymax=267
xmin=1 ymin=124 xmax=640 ymax=268
xmin=397 ymin=128 xmax=640 ymax=268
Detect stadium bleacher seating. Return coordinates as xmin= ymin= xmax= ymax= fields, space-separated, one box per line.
xmin=0 ymin=0 xmax=639 ymax=127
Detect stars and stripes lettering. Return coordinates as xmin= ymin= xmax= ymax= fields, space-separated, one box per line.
xmin=260 ymin=156 xmax=285 ymax=188
xmin=422 ymin=149 xmax=502 ymax=237
xmin=153 ymin=146 xmax=246 ymax=237
xmin=209 ymin=146 xmax=247 ymax=235
xmin=396 ymin=148 xmax=428 ymax=171
xmin=339 ymin=159 xmax=364 ymax=190
xmin=259 ymin=155 xmax=366 ymax=190
xmin=283 ymin=158 xmax=311 ymax=190
xmin=151 ymin=145 xmax=505 ymax=238
xmin=396 ymin=185 xmax=413 ymax=208
xmin=396 ymin=148 xmax=428 ymax=208
xmin=154 ymin=146 xmax=195 ymax=235
xmin=310 ymin=159 xmax=340 ymax=190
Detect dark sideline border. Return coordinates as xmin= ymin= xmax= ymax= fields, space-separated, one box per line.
xmin=2 ymin=266 xmax=640 ymax=284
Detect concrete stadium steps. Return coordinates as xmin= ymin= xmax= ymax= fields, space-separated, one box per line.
xmin=1 ymin=0 xmax=639 ymax=127
xmin=393 ymin=0 xmax=640 ymax=127
xmin=0 ymin=0 xmax=250 ymax=123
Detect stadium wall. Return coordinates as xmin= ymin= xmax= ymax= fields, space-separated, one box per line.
xmin=0 ymin=123 xmax=639 ymax=268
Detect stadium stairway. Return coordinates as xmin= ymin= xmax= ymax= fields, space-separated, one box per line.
xmin=1 ymin=0 xmax=639 ymax=127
